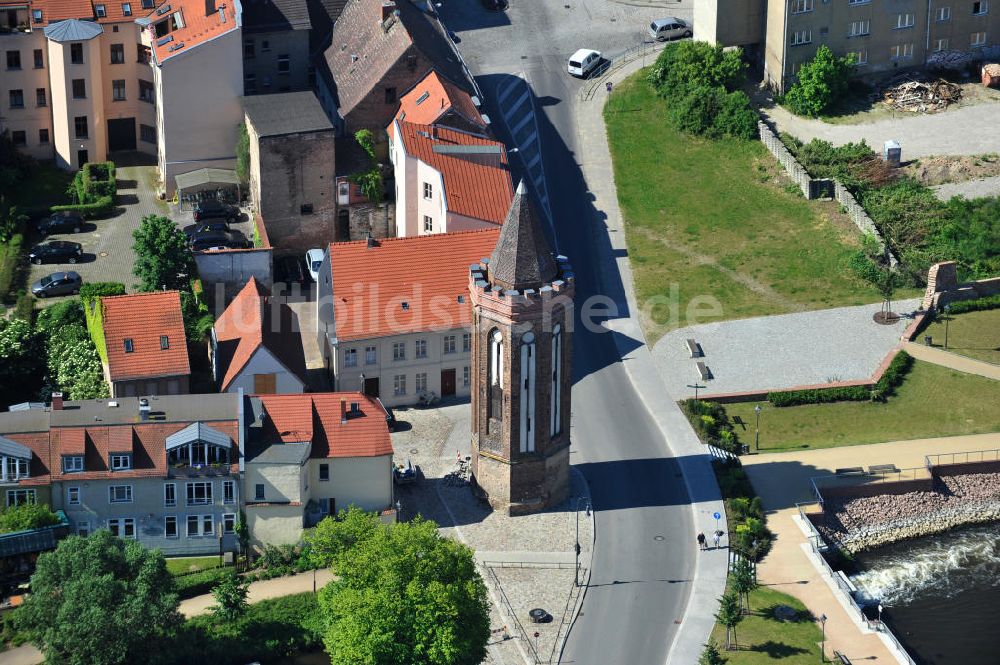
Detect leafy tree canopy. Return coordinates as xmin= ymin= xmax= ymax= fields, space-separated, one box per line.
xmin=783 ymin=46 xmax=854 ymax=117
xmin=132 ymin=215 xmax=195 ymax=292
xmin=16 ymin=530 xmax=182 ymax=665
xmin=649 ymin=40 xmax=747 ymax=93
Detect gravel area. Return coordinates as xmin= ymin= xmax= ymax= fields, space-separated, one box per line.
xmin=932 ymin=174 xmax=1000 ymax=201
xmin=652 ymin=299 xmax=921 ymax=398
xmin=489 ymin=567 xmax=578 ymax=664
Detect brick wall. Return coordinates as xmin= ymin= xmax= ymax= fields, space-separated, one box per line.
xmin=343 ymin=47 xmax=434 ymax=138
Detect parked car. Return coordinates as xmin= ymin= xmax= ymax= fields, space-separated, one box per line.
xmin=28 ymin=241 xmax=83 ymax=265
xmin=648 ymin=17 xmax=691 ymax=41
xmin=305 ymin=248 xmax=324 ymax=282
xmin=31 ymin=271 xmax=82 ymax=297
xmin=189 ymin=230 xmax=249 ymax=252
xmin=182 ymin=221 xmax=230 ymax=237
xmin=193 ymin=200 xmax=239 ymax=223
xmin=568 ymin=49 xmax=602 ymax=78
xmin=37 ymin=213 xmax=84 ymax=236
xmin=274 ymin=254 xmax=310 ymax=286
xmin=481 ymin=0 xmax=508 ymax=9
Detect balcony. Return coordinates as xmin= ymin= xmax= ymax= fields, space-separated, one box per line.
xmin=0 ymin=510 xmax=70 ymax=558
xmin=167 ymin=463 xmax=231 ymax=478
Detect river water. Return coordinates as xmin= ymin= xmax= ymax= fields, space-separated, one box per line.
xmin=850 ymin=523 xmax=1000 ymax=665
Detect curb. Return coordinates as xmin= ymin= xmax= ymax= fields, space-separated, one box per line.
xmin=555 ymin=467 xmax=596 ymax=663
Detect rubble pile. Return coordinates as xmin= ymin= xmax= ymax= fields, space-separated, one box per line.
xmin=880 ymin=76 xmax=962 ymax=113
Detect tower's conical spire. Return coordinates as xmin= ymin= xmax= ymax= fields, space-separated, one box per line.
xmin=488 ymin=181 xmax=558 ymax=290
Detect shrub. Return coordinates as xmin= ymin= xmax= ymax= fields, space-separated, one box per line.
xmin=0 ymin=502 xmax=60 ymax=533
xmin=174 ymin=567 xmax=231 ymax=599
xmin=35 ymin=299 xmax=85 ymax=337
xmin=79 ymin=282 xmax=126 ymax=303
xmin=873 ymin=350 xmax=913 ymax=400
xmin=0 ymin=230 xmax=24 ymax=304
xmin=767 ymin=351 xmax=913 ymax=406
xmin=713 ymin=90 xmax=758 ymax=140
xmin=648 ymin=40 xmax=747 ymax=93
xmin=945 ymin=294 xmax=1000 ymax=314
xmin=50 ymin=196 xmax=115 ymax=219
xmin=14 ymin=292 xmax=34 ymax=322
xmin=783 ymin=46 xmax=854 ymax=117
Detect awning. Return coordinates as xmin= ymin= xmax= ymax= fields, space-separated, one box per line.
xmin=174 ymin=168 xmax=241 ymax=192
xmin=165 ymin=422 xmax=230 ymax=451
xmin=0 ymin=436 xmax=32 ymax=460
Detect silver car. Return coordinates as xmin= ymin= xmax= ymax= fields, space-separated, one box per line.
xmin=649 ymin=17 xmax=692 ymax=41
xmin=32 ymin=271 xmax=82 ymax=298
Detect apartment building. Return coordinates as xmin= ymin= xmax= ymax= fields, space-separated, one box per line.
xmin=241 ymin=0 xmax=311 ymax=95
xmin=696 ymin=0 xmax=1000 ymax=90
xmin=0 ymin=391 xmax=393 ymax=554
xmin=315 ymin=228 xmax=500 ymax=406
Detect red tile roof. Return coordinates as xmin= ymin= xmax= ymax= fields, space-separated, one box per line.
xmin=213 ymin=278 xmax=307 ymax=391
xmin=391 ymin=70 xmax=484 ymax=133
xmin=396 ymin=122 xmax=513 ymax=225
xmin=329 ymin=228 xmax=499 ymax=341
xmin=29 ymin=0 xmax=94 ymax=23
xmin=256 ymin=393 xmax=393 ymax=458
xmin=146 ymin=0 xmax=239 ymax=63
xmin=101 ymin=291 xmax=191 ymax=382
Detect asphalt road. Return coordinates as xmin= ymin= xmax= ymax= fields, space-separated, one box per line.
xmin=436 ymin=1 xmax=698 ymax=663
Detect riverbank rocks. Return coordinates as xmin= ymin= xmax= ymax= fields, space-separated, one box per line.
xmin=814 ymin=472 xmax=1000 ymax=553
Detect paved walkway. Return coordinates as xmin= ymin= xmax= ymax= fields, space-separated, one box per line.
xmin=761 ymin=100 xmax=1000 ymax=158
xmin=742 ymin=432 xmax=1000 ymax=663
xmin=652 ymin=300 xmax=920 ymax=398
xmin=179 ymin=568 xmax=335 ymax=618
xmin=932 ymin=174 xmax=1000 ymax=201
xmin=574 ymin=54 xmax=730 ymax=665
xmin=903 ymin=342 xmax=1000 ymax=381
xmin=475 ymin=551 xmax=576 ymax=565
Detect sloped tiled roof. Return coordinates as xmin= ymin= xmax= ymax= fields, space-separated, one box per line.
xmin=329 ymin=228 xmax=499 ymax=341
xmin=147 ymin=0 xmax=240 ymax=63
xmin=489 ymin=181 xmax=558 ymax=291
xmin=244 ymin=92 xmax=333 ymax=137
xmin=397 ymin=122 xmax=513 ymax=225
xmin=101 ymin=291 xmax=191 ymax=382
xmin=30 ymin=0 xmax=95 ymax=24
xmin=390 ymin=70 xmax=484 ymax=134
xmin=242 ymin=0 xmax=311 ymax=32
xmin=256 ymin=393 xmax=393 ymax=458
xmin=213 ymin=278 xmax=308 ymax=392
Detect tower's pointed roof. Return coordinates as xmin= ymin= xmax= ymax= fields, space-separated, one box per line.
xmin=488 ymin=181 xmax=558 ymax=290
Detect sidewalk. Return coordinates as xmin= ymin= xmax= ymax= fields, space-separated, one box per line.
xmin=903 ymin=342 xmax=1000 ymax=381
xmin=573 ymin=54 xmax=730 ymax=665
xmin=742 ymin=432 xmax=1000 ymax=663
xmin=180 ymin=568 xmax=335 ymax=618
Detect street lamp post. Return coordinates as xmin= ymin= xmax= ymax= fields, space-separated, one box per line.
xmin=819 ymin=613 xmax=827 ymax=662
xmin=943 ymin=304 xmax=952 ymax=349
xmin=574 ymin=498 xmax=591 ymax=587
xmin=687 ymin=383 xmax=706 ymax=400
xmin=754 ymin=404 xmax=762 ymax=452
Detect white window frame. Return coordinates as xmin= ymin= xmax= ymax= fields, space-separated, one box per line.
xmin=891 ymin=43 xmax=914 ymax=59
xmin=186 ymin=514 xmax=214 ymax=537
xmin=63 ymin=455 xmax=84 ymax=473
xmin=7 ymin=489 xmax=35 ymax=507
xmin=973 ymin=0 xmax=988 ymax=14
xmin=394 ymin=374 xmax=406 ymax=396
xmin=790 ymin=30 xmax=812 ymax=45
xmin=443 ymin=335 xmax=456 ymax=354
xmin=463 ymin=366 xmax=470 ymax=387
xmin=186 ymin=481 xmax=213 ymax=506
xmin=971 ymin=30 xmax=987 ymax=45
xmin=423 ymin=215 xmax=433 ymax=232
xmin=164 ymin=482 xmax=176 ymax=507
xmin=164 ymin=515 xmax=178 ymax=538
xmin=108 ymin=517 xmax=136 ymax=539
xmin=791 ymin=0 xmax=813 ymax=12
xmin=344 ymin=348 xmax=357 ymax=367
xmin=936 ymin=6 xmax=951 ymax=20
xmin=849 ymin=49 xmax=868 ymax=64
xmin=849 ymin=19 xmax=870 ymax=36
xmin=415 ymin=372 xmax=428 ymax=393
xmin=76 ymin=521 xmax=90 ymax=536
xmin=894 ymin=12 xmax=915 ymax=28
xmin=415 ymin=339 xmax=427 ymax=358
xmin=223 ymin=480 xmax=236 ymax=504
xmin=935 ymin=37 xmax=950 ymax=50
xmin=108 ymin=485 xmax=133 ymax=504
xmin=392 ymin=342 xmax=405 ymax=361
xmin=222 ymin=513 xmax=236 ymax=534
xmin=462 ymin=333 xmax=471 ymax=352
xmin=422 ymin=182 xmax=433 ymax=199
xmin=365 ymin=345 xmax=377 ymax=364
xmin=109 ymin=453 xmax=131 ymax=470
xmin=68 ymin=486 xmax=81 ymax=505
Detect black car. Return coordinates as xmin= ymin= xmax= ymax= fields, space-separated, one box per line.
xmin=37 ymin=213 xmax=84 ymax=236
xmin=274 ymin=255 xmax=309 ymax=286
xmin=189 ymin=229 xmax=249 ymax=252
xmin=193 ymin=200 xmax=239 ymax=223
xmin=29 ymin=241 xmax=83 ymax=265
xmin=481 ymin=0 xmax=508 ymax=9
xmin=182 ymin=221 xmax=230 ymax=237
xmin=31 ymin=271 xmax=83 ymax=297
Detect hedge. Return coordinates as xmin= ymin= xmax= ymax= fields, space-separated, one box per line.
xmin=944 ymin=294 xmax=1000 ymax=315
xmin=50 ymin=195 xmax=115 ymax=219
xmin=768 ymin=351 xmax=913 ymax=407
xmin=174 ymin=566 xmax=232 ymax=599
xmin=79 ymin=282 xmax=126 ymax=303
xmin=0 ymin=232 xmax=25 ymax=305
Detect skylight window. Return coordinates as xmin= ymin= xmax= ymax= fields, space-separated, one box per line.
xmin=415 ymin=91 xmax=430 ymax=105
xmin=124 ymin=338 xmax=134 ymax=353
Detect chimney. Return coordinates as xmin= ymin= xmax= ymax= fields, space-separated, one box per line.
xmin=205 ymin=0 xmax=215 ymax=15
xmin=340 ymin=399 xmax=347 ymax=424
xmin=381 ymin=0 xmax=396 ymax=22
xmin=139 ymin=398 xmax=151 ymax=421
xmin=350 ymin=402 xmax=360 ymax=415
xmin=51 ymin=392 xmax=64 ymax=411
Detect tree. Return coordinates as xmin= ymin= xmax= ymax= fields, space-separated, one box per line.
xmin=318 ymin=517 xmax=490 ymax=665
xmin=15 ymin=530 xmax=182 ymax=665
xmin=731 ymin=557 xmax=756 ymax=615
xmin=306 ymin=506 xmax=383 ymax=569
xmin=349 ymin=129 xmax=383 ymax=204
xmin=234 ymin=509 xmax=250 ymax=568
xmin=876 ymin=262 xmax=900 ymax=319
xmin=715 ymin=592 xmax=743 ymax=650
xmin=44 ymin=324 xmax=107 ymax=400
xmin=0 ymin=317 xmax=44 ymax=408
xmin=235 ymin=123 xmax=250 ymax=184
xmin=132 ymin=214 xmax=195 ymax=292
xmin=700 ymin=641 xmax=726 ymax=665
xmin=0 ymin=195 xmax=27 ymax=243
xmin=212 ymin=573 xmax=250 ymax=621
xmin=783 ymin=46 xmax=855 ymax=117
xmin=649 ymin=40 xmax=747 ymax=93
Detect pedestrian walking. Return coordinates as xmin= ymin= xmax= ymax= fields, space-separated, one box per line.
xmin=714 ymin=530 xmax=724 ymax=549
xmin=697 ymin=532 xmax=706 ymax=550
xmin=606 ymin=81 xmax=613 ymax=94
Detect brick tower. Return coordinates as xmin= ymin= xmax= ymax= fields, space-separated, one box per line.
xmin=469 ymin=182 xmax=574 ymax=515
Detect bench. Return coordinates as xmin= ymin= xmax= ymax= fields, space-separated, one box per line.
xmin=685 ymin=338 xmax=702 ymax=358
xmin=833 ymin=651 xmax=852 ymax=664
xmin=695 ymin=362 xmax=712 ymax=381
xmin=835 ymin=467 xmax=865 ymax=476
xmin=868 ymin=464 xmax=900 ymax=475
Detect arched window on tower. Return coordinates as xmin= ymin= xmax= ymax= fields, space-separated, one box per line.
xmin=550 ymin=323 xmax=562 ymax=437
xmin=520 ymin=331 xmax=536 ymax=453
xmin=487 ymin=329 xmax=504 ymax=424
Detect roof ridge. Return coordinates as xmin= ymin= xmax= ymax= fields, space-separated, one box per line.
xmin=330 ymin=226 xmax=500 ymax=248
xmin=101 ymin=290 xmax=181 ymax=301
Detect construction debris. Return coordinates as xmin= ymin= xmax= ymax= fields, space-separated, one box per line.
xmin=879 ymin=75 xmax=962 ymax=113
xmin=983 ymin=63 xmax=1000 ymax=88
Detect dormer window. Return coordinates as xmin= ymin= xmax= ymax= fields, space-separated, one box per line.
xmin=63 ymin=455 xmax=84 ymax=473
xmin=109 ymin=453 xmax=132 ymax=470
xmin=415 ymin=91 xmax=430 ymax=105
xmin=0 ymin=437 xmax=32 ymax=481
xmin=32 ymin=9 xmax=43 ymax=22
xmin=95 ymin=4 xmax=106 ymax=17
xmin=124 ymin=338 xmax=134 ymax=352
xmin=165 ymin=422 xmax=231 ymax=469
xmin=160 ymin=335 xmax=169 ymax=350
xmin=122 ymin=3 xmax=132 ymax=15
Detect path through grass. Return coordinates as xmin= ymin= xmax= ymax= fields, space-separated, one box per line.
xmin=725 ymin=360 xmax=1000 ymax=451
xmin=605 ymin=72 xmax=879 ymax=343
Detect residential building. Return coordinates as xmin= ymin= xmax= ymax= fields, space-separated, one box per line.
xmin=390 ymin=69 xmax=489 ymax=134
xmin=0 ymin=391 xmax=393 ymax=554
xmin=696 ymin=0 xmax=1000 ymax=90
xmin=333 ymin=173 xmax=393 ymax=241
xmin=320 ymin=0 xmax=474 ymax=136
xmin=387 ymin=121 xmax=513 ymax=237
xmin=469 ymin=181 xmax=575 ymax=515
xmin=96 ymin=291 xmax=191 ymax=397
xmin=211 ymin=277 xmax=308 ymax=394
xmin=316 ymin=228 xmax=500 ymax=406
xmin=241 ymin=0 xmax=311 ymax=95
xmin=243 ymin=90 xmax=337 ymax=252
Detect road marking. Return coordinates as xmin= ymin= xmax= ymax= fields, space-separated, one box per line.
xmin=505 ymin=89 xmax=531 ymax=116
xmin=510 ymin=111 xmax=533 ymax=136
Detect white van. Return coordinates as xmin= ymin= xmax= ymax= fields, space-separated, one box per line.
xmin=648 ymin=17 xmax=691 ymax=41
xmin=568 ymin=49 xmax=602 ymax=78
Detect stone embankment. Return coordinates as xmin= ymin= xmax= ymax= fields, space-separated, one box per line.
xmin=815 ymin=472 xmax=1000 ymax=553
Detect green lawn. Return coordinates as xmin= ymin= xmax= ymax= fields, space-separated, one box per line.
xmin=7 ymin=162 xmax=73 ymax=217
xmin=921 ymin=309 xmax=1000 ymax=366
xmin=726 ymin=360 xmax=1000 ymax=451
xmin=166 ymin=556 xmax=223 ymax=576
xmin=605 ymin=72 xmax=879 ymax=343
xmin=709 ymin=585 xmax=823 ymax=662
